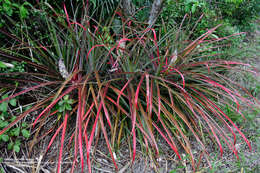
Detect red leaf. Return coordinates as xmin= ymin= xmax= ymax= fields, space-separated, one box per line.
xmin=133 ymin=75 xmax=145 ymax=132
xmin=116 ymin=38 xmax=131 ymax=52
xmin=201 ymin=78 xmax=240 ymax=112
xmin=33 ymin=86 xmax=76 ymax=128
xmin=116 ymin=78 xmax=133 ymax=106
xmin=57 ymin=113 xmax=68 ymax=173
xmin=0 ymin=81 xmax=56 ymax=104
xmin=99 ymin=113 xmax=118 ymax=170
xmin=146 ymin=74 xmax=150 ymax=113
xmin=86 ymin=44 xmax=105 ymax=61
xmin=101 ymin=84 xmax=112 ymax=129
xmin=77 ymin=89 xmax=84 ymax=172
xmin=83 ymin=102 xmax=95 ymax=120
xmin=63 ymin=3 xmax=71 ymax=28
xmin=71 ymin=21 xmax=87 ymax=31
xmin=172 ymin=68 xmax=185 ymax=88
xmin=132 ymin=129 xmax=136 ymax=162
xmin=142 ymin=28 xmax=160 ymax=64
xmin=46 ymin=123 xmax=64 ymax=153
xmin=156 ymin=83 xmax=161 ymax=122
xmin=152 ymin=122 xmax=181 ymax=160
xmin=86 ymin=101 xmax=102 ymax=169
xmin=192 ymin=88 xmax=251 ymax=150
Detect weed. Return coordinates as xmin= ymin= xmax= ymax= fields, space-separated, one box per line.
xmin=0 ymin=94 xmax=30 ymax=153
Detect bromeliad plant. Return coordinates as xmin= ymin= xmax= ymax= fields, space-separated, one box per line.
xmin=0 ymin=1 xmax=259 ymax=173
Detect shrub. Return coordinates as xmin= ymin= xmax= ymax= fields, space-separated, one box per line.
xmin=159 ymin=0 xmax=259 ymax=42
xmin=0 ymin=1 xmax=259 ymax=173
xmin=214 ymin=0 xmax=260 ymax=31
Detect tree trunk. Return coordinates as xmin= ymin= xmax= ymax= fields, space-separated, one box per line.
xmin=148 ymin=0 xmax=164 ymax=28
xmin=121 ymin=0 xmax=164 ymax=27
xmin=121 ymin=0 xmax=135 ymax=17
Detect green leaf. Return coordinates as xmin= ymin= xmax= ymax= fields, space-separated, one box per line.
xmin=1 ymin=134 xmax=9 ymax=142
xmin=11 ymin=127 xmax=20 ymax=136
xmin=21 ymin=122 xmax=27 ymax=128
xmin=211 ymin=34 xmax=219 ymax=39
xmin=1 ymin=112 xmax=8 ymax=118
xmin=8 ymin=142 xmax=14 ymax=150
xmin=0 ymin=102 xmax=8 ymax=112
xmin=57 ymin=113 xmax=62 ymax=121
xmin=185 ymin=5 xmax=190 ymax=12
xmin=3 ymin=1 xmax=13 ymax=16
xmin=5 ymin=8 xmax=13 ymax=17
xmin=11 ymin=3 xmax=19 ymax=8
xmin=0 ymin=121 xmax=8 ymax=128
xmin=169 ymin=170 xmax=177 ymax=173
xmin=9 ymin=98 xmax=16 ymax=106
xmin=65 ymin=104 xmax=72 ymax=111
xmin=13 ymin=144 xmax=20 ymax=153
xmin=15 ymin=139 xmax=21 ymax=145
xmin=19 ymin=5 xmax=28 ymax=19
xmin=1 ymin=94 xmax=8 ymax=99
xmin=191 ymin=4 xmax=196 ymax=13
xmin=0 ymin=61 xmax=7 ymax=68
xmin=58 ymin=106 xmax=64 ymax=112
xmin=90 ymin=0 xmax=96 ymax=8
xmin=24 ymin=105 xmax=32 ymax=111
xmin=10 ymin=116 xmax=16 ymax=122
xmin=63 ymin=95 xmax=69 ymax=100
xmin=67 ymin=99 xmax=73 ymax=104
xmin=23 ymin=2 xmax=33 ymax=7
xmin=58 ymin=100 xmax=64 ymax=106
xmin=21 ymin=129 xmax=30 ymax=138
xmin=15 ymin=81 xmax=19 ymax=87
